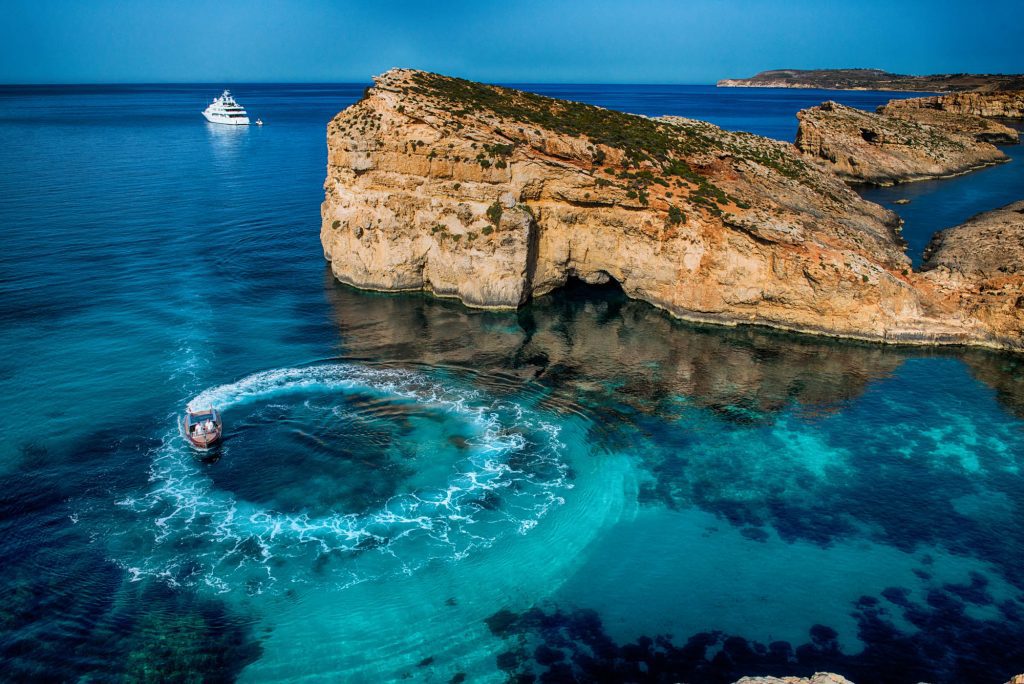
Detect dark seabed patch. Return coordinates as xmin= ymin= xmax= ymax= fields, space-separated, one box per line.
xmin=0 ymin=458 xmax=263 ymax=681
xmin=486 ymin=583 xmax=1024 ymax=684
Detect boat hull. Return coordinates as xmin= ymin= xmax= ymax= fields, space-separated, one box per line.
xmin=184 ymin=427 xmax=222 ymax=450
xmin=202 ymin=111 xmax=250 ymax=125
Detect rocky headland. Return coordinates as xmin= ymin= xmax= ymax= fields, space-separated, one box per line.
xmin=794 ymin=101 xmax=1008 ymax=185
xmin=321 ymin=69 xmax=1023 ymax=352
xmin=718 ymin=68 xmax=1024 ymax=92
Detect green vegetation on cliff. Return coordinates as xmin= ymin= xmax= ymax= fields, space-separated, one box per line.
xmin=403 ymin=71 xmax=810 ymax=214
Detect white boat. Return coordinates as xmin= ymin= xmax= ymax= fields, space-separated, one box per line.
xmin=202 ymin=90 xmax=250 ymax=125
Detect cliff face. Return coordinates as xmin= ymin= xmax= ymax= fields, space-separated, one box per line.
xmin=882 ymin=91 xmax=1024 ymax=119
xmin=321 ymin=70 xmax=1023 ymax=352
xmin=876 ymin=101 xmax=1019 ymax=144
xmin=795 ymin=101 xmax=1007 ymax=185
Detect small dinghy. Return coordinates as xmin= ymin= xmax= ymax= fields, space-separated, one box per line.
xmin=183 ymin=408 xmax=223 ymax=450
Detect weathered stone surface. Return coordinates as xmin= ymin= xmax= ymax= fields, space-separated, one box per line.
xmin=795 ymin=101 xmax=1007 ymax=185
xmin=883 ymin=91 xmax=1024 ymax=119
xmin=917 ymin=202 xmax=1024 ymax=349
xmin=733 ymin=674 xmax=854 ymax=684
xmin=321 ymin=70 xmax=1024 ymax=352
xmin=923 ymin=200 xmax=1024 ymax=278
xmin=877 ymin=100 xmax=1019 ymax=144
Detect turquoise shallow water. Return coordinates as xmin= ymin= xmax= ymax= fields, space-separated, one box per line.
xmin=1 ymin=83 xmax=1023 ymax=683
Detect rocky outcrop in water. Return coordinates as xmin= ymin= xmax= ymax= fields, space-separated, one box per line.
xmin=321 ymin=70 xmax=1024 ymax=352
xmin=794 ymin=101 xmax=1008 ymax=185
xmin=876 ymin=100 xmax=1019 ymax=144
xmin=882 ymin=90 xmax=1024 ymax=119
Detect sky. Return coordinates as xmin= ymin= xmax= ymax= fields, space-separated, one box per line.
xmin=1 ymin=0 xmax=1022 ymax=84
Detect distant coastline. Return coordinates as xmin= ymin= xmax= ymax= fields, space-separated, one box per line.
xmin=718 ymin=68 xmax=1024 ymax=92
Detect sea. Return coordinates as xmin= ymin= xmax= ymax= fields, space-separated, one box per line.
xmin=1 ymin=82 xmax=1023 ymax=683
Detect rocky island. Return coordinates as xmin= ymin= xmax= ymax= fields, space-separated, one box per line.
xmin=321 ymin=69 xmax=1023 ymax=352
xmin=718 ymin=68 xmax=1024 ymax=92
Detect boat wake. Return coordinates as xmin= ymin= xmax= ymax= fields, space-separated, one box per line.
xmin=113 ymin=364 xmax=570 ymax=594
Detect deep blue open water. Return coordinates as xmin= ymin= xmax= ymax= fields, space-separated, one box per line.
xmin=1 ymin=83 xmax=1023 ymax=683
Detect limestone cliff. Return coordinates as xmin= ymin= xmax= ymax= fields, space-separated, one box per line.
xmin=876 ymin=100 xmax=1019 ymax=144
xmin=795 ymin=101 xmax=1008 ymax=185
xmin=882 ymin=90 xmax=1024 ymax=119
xmin=321 ymin=70 xmax=1023 ymax=352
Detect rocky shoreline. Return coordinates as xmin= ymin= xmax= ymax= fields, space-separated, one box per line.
xmin=321 ymin=70 xmax=1023 ymax=353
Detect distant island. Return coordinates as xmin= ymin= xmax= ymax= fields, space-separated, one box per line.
xmin=717 ymin=68 xmax=1024 ymax=92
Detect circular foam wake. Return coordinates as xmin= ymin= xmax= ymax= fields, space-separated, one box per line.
xmin=113 ymin=364 xmax=569 ymax=594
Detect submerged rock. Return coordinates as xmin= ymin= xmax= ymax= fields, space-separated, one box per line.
xmin=795 ymin=101 xmax=1007 ymax=185
xmin=321 ymin=70 xmax=1024 ymax=352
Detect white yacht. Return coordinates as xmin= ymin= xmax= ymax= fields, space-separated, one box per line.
xmin=202 ymin=90 xmax=250 ymax=125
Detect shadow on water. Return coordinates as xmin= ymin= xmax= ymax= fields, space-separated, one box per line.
xmin=324 ymin=269 xmax=1024 ymax=421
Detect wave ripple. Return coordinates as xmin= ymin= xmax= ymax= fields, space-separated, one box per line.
xmin=114 ymin=364 xmax=570 ymax=593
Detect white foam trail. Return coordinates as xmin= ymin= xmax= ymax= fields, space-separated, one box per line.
xmin=116 ymin=363 xmax=569 ymax=593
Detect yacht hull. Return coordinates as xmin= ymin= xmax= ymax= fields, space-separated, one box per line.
xmin=203 ymin=111 xmax=250 ymax=125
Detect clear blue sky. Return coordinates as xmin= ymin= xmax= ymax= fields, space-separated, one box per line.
xmin=2 ymin=0 xmax=1022 ymax=84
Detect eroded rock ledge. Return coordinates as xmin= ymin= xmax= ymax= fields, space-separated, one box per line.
xmin=321 ymin=70 xmax=1023 ymax=352
xmin=877 ymin=100 xmax=1019 ymax=144
xmin=795 ymin=101 xmax=1008 ymax=185
xmin=883 ymin=90 xmax=1024 ymax=120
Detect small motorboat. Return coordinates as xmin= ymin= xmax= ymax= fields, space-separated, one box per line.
xmin=183 ymin=407 xmax=223 ymax=450
xmin=255 ymin=118 xmax=263 ymax=126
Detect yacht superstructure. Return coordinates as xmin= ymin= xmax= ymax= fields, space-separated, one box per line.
xmin=202 ymin=90 xmax=250 ymax=125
